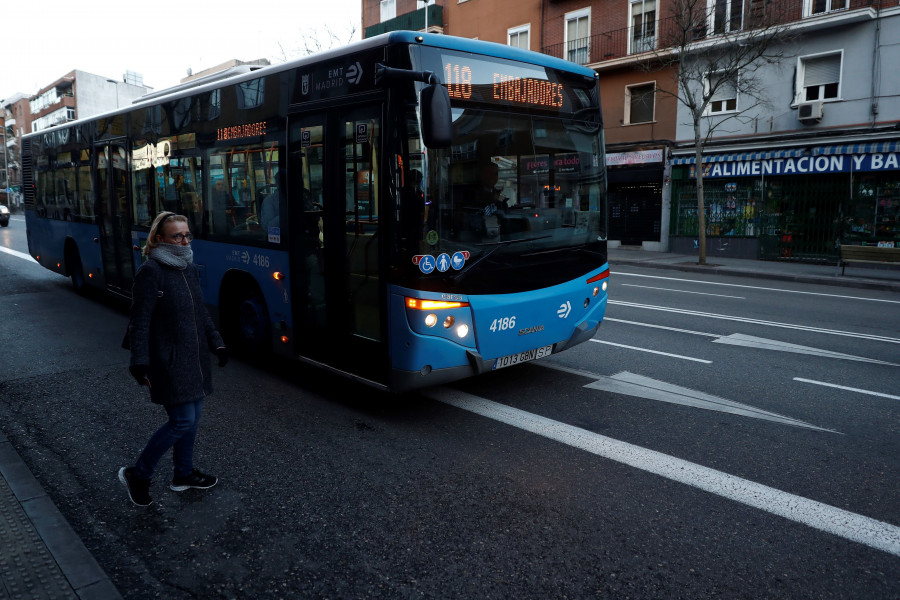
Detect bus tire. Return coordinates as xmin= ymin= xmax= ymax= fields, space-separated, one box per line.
xmin=238 ymin=296 xmax=271 ymax=352
xmin=65 ymin=242 xmax=86 ymax=294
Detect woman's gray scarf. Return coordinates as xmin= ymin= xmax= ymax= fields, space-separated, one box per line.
xmin=150 ymin=243 xmax=193 ymax=269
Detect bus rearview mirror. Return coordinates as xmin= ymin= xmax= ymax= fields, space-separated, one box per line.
xmin=420 ymin=84 xmax=452 ymax=149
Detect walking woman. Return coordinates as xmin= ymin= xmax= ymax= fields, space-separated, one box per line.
xmin=119 ymin=211 xmax=228 ymax=506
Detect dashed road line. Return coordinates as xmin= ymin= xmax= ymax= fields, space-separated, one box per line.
xmin=794 ymin=377 xmax=900 ymax=400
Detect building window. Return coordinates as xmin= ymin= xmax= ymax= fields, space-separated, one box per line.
xmin=630 ymin=0 xmax=656 ymax=54
xmin=508 ymin=25 xmax=530 ymax=50
xmin=800 ymin=53 xmax=841 ymax=101
xmin=805 ymin=0 xmax=848 ymax=16
xmin=380 ymin=0 xmax=396 ymax=22
xmin=565 ymin=8 xmax=590 ymax=64
xmin=710 ymin=0 xmax=743 ymax=34
xmin=706 ymin=72 xmax=737 ymax=114
xmin=625 ymin=83 xmax=655 ymax=124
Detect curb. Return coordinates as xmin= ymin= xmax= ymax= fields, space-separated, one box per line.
xmin=0 ymin=433 xmax=122 ymax=600
xmin=609 ymin=257 xmax=900 ymax=293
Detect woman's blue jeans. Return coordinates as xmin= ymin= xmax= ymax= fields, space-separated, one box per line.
xmin=133 ymin=400 xmax=203 ymax=480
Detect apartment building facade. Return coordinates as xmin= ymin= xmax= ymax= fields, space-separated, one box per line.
xmin=362 ymin=0 xmax=900 ymax=258
xmin=2 ymin=70 xmax=150 ymax=210
xmin=668 ymin=2 xmax=900 ymax=259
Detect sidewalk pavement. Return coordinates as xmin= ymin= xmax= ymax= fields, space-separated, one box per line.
xmin=607 ymin=245 xmax=900 ymax=292
xmin=0 ymin=431 xmax=121 ymax=600
xmin=1 ymin=247 xmax=897 ymax=600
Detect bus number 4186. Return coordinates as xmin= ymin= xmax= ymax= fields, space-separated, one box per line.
xmin=490 ymin=316 xmax=516 ymax=332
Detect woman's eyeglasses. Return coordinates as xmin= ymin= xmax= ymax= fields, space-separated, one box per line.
xmin=169 ymin=233 xmax=194 ymax=243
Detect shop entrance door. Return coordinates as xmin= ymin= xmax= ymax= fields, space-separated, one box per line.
xmin=608 ymin=181 xmax=662 ymax=244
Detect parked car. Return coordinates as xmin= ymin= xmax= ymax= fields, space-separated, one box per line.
xmin=0 ymin=204 xmax=9 ymax=227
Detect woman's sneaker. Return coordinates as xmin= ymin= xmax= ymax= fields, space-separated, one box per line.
xmin=170 ymin=469 xmax=218 ymax=492
xmin=118 ymin=467 xmax=153 ymax=507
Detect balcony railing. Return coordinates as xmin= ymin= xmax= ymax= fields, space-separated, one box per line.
xmin=543 ymin=17 xmax=683 ymax=65
xmin=365 ymin=4 xmax=443 ymax=38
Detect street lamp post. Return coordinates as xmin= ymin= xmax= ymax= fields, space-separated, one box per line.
xmin=1 ymin=123 xmax=9 ymax=201
xmin=419 ymin=0 xmax=430 ymax=33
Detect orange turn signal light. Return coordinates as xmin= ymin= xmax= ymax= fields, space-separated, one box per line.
xmin=406 ymin=298 xmax=469 ymax=310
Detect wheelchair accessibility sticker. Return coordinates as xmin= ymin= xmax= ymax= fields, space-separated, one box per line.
xmin=413 ymin=251 xmax=470 ymax=274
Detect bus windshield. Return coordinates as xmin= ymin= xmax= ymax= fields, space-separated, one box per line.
xmin=398 ymin=106 xmax=607 ymax=294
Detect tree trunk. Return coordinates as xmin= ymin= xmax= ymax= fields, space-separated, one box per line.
xmin=693 ymin=120 xmax=707 ymax=265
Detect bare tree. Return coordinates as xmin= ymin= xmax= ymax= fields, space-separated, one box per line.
xmin=277 ymin=22 xmax=360 ymax=62
xmin=645 ymin=0 xmax=797 ymax=264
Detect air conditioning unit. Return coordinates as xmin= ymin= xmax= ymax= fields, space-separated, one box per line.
xmin=798 ymin=101 xmax=824 ymax=123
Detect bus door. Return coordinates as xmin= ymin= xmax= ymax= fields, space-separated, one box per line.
xmin=288 ymin=106 xmax=385 ymax=383
xmin=95 ymin=142 xmax=134 ymax=292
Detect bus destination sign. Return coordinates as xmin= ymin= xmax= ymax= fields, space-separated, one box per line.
xmin=441 ymin=53 xmax=566 ymax=111
xmin=217 ymin=121 xmax=267 ymax=142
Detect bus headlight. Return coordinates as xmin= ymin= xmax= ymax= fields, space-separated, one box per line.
xmin=425 ymin=313 xmax=438 ymax=327
xmin=456 ymin=324 xmax=469 ymax=338
xmin=443 ymin=315 xmax=455 ymax=328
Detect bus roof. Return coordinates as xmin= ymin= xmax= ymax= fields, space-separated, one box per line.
xmin=25 ymin=31 xmax=597 ymax=138
xmin=383 ymin=31 xmax=598 ymax=79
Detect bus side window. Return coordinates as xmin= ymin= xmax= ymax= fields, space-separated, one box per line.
xmin=207 ymin=143 xmax=279 ymax=241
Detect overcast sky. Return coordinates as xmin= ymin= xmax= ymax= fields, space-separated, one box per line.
xmin=3 ymin=0 xmax=361 ymax=101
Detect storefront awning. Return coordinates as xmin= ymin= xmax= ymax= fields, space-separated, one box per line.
xmin=813 ymin=141 xmax=899 ymax=155
xmin=670 ymin=148 xmax=805 ymax=164
xmin=671 ymin=140 xmax=900 ymax=165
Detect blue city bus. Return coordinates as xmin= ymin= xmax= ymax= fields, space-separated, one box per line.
xmin=22 ymin=32 xmax=609 ymax=392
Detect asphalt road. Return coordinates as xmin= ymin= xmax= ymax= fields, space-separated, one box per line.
xmin=1 ymin=216 xmax=898 ymax=599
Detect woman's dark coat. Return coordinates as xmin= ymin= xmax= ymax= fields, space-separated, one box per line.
xmin=127 ymin=258 xmax=224 ymax=406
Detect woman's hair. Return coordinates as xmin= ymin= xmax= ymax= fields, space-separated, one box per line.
xmin=143 ymin=212 xmax=189 ymax=256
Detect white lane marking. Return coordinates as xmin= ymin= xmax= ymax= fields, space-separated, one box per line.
xmin=0 ymin=245 xmax=36 ymax=262
xmin=585 ymin=371 xmax=836 ymax=432
xmin=610 ymin=300 xmax=900 ymax=345
xmin=424 ymin=387 xmax=900 ymax=557
xmin=604 ymin=317 xmax=720 ymax=337
xmin=620 ymin=283 xmax=746 ymax=299
xmin=589 ymin=339 xmax=712 ymax=363
xmin=603 ymin=319 xmax=896 ymax=365
xmin=794 ymin=378 xmax=900 ymax=401
xmin=612 ymin=271 xmax=900 ymax=305
xmin=714 ymin=334 xmax=898 ymax=366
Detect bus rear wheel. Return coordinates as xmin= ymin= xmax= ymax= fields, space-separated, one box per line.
xmin=65 ymin=244 xmax=85 ymax=294
xmin=222 ymin=287 xmax=272 ymax=357
xmin=238 ymin=297 xmax=271 ymax=350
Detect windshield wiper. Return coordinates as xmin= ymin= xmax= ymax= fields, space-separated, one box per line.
xmin=451 ymin=235 xmax=552 ymax=284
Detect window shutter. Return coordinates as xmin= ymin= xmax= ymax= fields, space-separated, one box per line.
xmin=709 ymin=75 xmax=736 ymax=102
xmin=804 ymin=55 xmax=841 ymax=86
